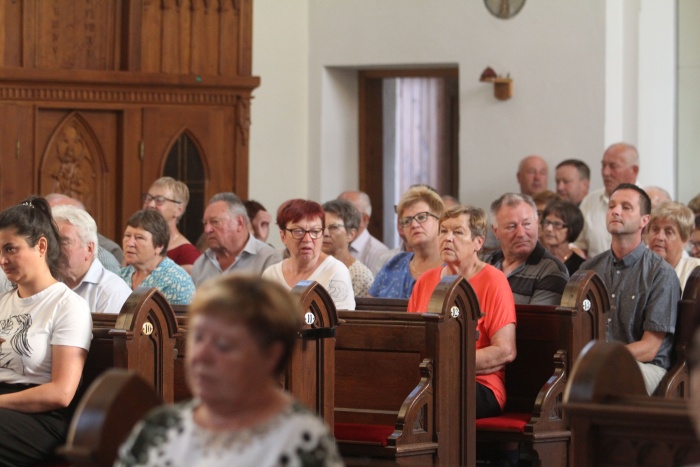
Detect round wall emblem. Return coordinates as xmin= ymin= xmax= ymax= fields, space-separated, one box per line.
xmin=304 ymin=312 xmax=316 ymax=325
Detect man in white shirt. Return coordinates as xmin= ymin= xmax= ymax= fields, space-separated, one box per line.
xmin=52 ymin=205 xmax=132 ymax=314
xmin=338 ymin=190 xmax=389 ymax=275
xmin=575 ymin=142 xmax=639 ymax=257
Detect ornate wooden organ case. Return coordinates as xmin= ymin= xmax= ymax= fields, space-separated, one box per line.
xmin=0 ymin=0 xmax=258 ymax=242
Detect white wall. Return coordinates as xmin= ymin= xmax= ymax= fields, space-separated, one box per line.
xmin=678 ymin=0 xmax=700 ymax=204
xmin=249 ymin=0 xmax=309 ymax=244
xmin=250 ymin=0 xmax=681 ymax=249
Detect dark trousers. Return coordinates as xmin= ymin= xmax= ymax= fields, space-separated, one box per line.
xmin=476 ymin=381 xmax=502 ymax=419
xmin=0 ymin=383 xmax=72 ymax=467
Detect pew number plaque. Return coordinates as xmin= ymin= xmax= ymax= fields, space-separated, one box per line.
xmin=304 ymin=312 xmax=316 ymax=325
xmin=142 ymin=322 xmax=154 ymax=336
xmin=450 ymin=306 xmax=460 ymax=318
xmin=583 ymin=299 xmax=591 ymax=311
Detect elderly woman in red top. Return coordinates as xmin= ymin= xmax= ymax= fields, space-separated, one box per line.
xmin=408 ymin=205 xmax=516 ymax=419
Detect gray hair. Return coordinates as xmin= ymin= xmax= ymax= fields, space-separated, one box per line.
xmin=209 ymin=192 xmax=249 ymax=223
xmin=51 ymin=205 xmax=98 ymax=246
xmin=322 ymin=199 xmax=361 ymax=232
xmin=490 ymin=193 xmax=538 ymax=227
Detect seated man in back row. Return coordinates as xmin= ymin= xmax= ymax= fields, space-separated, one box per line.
xmin=581 ymin=183 xmax=680 ymax=395
xmin=52 ymin=205 xmax=133 ymax=313
xmin=483 ymin=193 xmax=569 ymax=305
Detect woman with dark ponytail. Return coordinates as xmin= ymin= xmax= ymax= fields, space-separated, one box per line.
xmin=0 ymin=196 xmax=92 ymax=466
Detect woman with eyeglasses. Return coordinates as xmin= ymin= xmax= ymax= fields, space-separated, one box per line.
xmin=263 ymin=199 xmax=355 ymax=310
xmin=143 ymin=177 xmax=201 ymax=274
xmin=540 ymin=200 xmax=586 ymax=275
xmin=368 ymin=185 xmax=444 ymax=298
xmin=321 ymin=199 xmax=374 ymax=297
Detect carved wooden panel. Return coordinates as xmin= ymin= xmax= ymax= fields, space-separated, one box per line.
xmin=136 ymin=0 xmax=251 ymax=76
xmin=37 ymin=110 xmax=119 ymax=239
xmin=0 ymin=0 xmax=257 ymax=238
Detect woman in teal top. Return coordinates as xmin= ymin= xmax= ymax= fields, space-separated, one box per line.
xmin=119 ymin=210 xmax=194 ymax=305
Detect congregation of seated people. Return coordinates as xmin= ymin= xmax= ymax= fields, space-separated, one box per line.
xmin=1 ymin=143 xmax=699 ymax=465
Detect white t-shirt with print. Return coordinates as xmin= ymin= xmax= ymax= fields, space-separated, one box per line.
xmin=0 ymin=282 xmax=92 ymax=385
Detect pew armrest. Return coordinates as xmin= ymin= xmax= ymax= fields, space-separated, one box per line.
xmin=526 ymin=350 xmax=568 ymax=436
xmin=388 ymin=358 xmax=437 ymax=452
xmin=654 ymin=361 xmax=689 ymax=399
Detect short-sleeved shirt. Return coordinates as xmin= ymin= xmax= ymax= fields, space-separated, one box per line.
xmin=120 ymin=257 xmax=195 ymax=305
xmin=72 ymin=258 xmax=133 ymax=314
xmin=0 ymin=282 xmax=92 ymax=385
xmin=407 ymin=265 xmax=516 ymax=409
xmin=483 ymin=241 xmax=569 ymax=305
xmin=167 ymin=243 xmax=202 ymax=267
xmin=368 ymin=252 xmax=416 ymax=299
xmin=191 ymin=235 xmax=282 ymax=287
xmin=349 ymin=260 xmax=374 ymax=298
xmin=581 ymin=243 xmax=680 ymax=369
xmin=263 ymin=256 xmax=356 ymax=310
xmin=116 ymin=400 xmax=343 ymax=467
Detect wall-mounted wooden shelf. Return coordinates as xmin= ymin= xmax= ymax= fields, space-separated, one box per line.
xmin=480 ymin=77 xmax=513 ymax=100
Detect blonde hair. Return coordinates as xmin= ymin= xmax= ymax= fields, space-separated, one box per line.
xmin=397 ymin=185 xmax=445 ymax=219
xmin=439 ymin=205 xmax=487 ymax=239
xmin=649 ymin=202 xmax=695 ymax=242
xmin=150 ymin=177 xmax=190 ymax=209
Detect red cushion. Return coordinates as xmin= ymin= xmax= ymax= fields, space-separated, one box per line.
xmin=475 ymin=412 xmax=531 ymax=433
xmin=334 ymin=423 xmax=395 ymax=446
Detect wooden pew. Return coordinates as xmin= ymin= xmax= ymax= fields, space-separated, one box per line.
xmin=475 ymin=269 xmax=609 ymax=467
xmin=171 ymin=280 xmax=340 ymax=429
xmin=56 ymin=287 xmax=178 ymax=466
xmin=333 ymin=275 xmax=480 ymax=467
xmin=564 ymin=340 xmax=700 ymax=466
xmin=654 ymin=265 xmax=700 ymax=398
xmin=83 ymin=287 xmax=179 ymax=403
xmin=58 ymin=369 xmax=160 ymax=467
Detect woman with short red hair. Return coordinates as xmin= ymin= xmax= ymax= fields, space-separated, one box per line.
xmin=263 ymin=199 xmax=355 ymax=310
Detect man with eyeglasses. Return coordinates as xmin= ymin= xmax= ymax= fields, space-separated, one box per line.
xmin=190 ymin=193 xmax=282 ymax=287
xmin=483 ymin=193 xmax=569 ymax=305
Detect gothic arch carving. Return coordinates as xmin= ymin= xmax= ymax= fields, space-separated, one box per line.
xmin=40 ymin=113 xmax=108 ymax=216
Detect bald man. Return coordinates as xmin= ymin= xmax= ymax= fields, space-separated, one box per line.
xmin=517 ymin=155 xmax=548 ymax=197
xmin=574 ymin=143 xmax=640 ymax=257
xmin=338 ymin=190 xmax=389 ymax=275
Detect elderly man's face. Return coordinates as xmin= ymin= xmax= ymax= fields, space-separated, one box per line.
xmin=517 ymin=157 xmax=548 ymax=196
xmin=555 ymin=165 xmax=589 ymax=205
xmin=602 ymin=146 xmax=638 ymax=196
xmin=202 ymin=201 xmax=245 ymax=253
xmin=57 ymin=220 xmax=94 ymax=283
xmin=493 ymin=201 xmax=539 ymax=262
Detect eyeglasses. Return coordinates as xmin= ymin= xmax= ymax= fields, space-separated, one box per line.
xmin=689 ymin=241 xmax=700 ymax=250
xmin=542 ymin=219 xmax=568 ymax=230
xmin=142 ymin=194 xmax=182 ymax=206
xmin=399 ymin=212 xmax=439 ymax=228
xmin=285 ymin=228 xmax=324 ymax=240
xmin=326 ymin=223 xmax=345 ymax=233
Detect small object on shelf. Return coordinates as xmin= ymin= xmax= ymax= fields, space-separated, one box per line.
xmin=479 ymin=67 xmax=513 ymax=100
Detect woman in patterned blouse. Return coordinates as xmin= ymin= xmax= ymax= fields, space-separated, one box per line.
xmin=321 ymin=199 xmax=374 ymax=297
xmin=116 ymin=274 xmax=342 ymax=467
xmin=119 ymin=210 xmax=194 ymax=305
